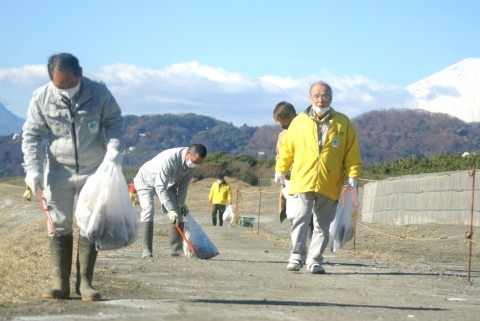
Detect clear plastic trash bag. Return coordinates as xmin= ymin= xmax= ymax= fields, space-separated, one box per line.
xmin=183 ymin=213 xmax=219 ymax=259
xmin=282 ymin=180 xmax=297 ymax=221
xmin=329 ymin=186 xmax=359 ymax=253
xmin=75 ymin=160 xmax=137 ymax=250
xmin=222 ymin=205 xmax=234 ymax=226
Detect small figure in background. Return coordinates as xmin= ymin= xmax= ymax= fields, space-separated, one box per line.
xmin=129 ymin=181 xmax=138 ymax=206
xmin=208 ymin=174 xmax=232 ymax=226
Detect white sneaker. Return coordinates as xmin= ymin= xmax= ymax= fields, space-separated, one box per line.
xmin=286 ymin=260 xmax=303 ymax=271
xmin=308 ymin=264 xmax=325 ymax=274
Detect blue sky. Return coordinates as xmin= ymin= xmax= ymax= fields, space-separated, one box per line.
xmin=0 ymin=0 xmax=478 ymax=126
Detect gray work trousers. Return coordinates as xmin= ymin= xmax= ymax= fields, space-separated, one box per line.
xmin=289 ymin=192 xmax=337 ymax=266
xmin=43 ymin=162 xmax=95 ymax=237
xmin=136 ymin=186 xmax=156 ymax=222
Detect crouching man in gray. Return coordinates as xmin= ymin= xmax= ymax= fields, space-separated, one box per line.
xmin=22 ymin=53 xmax=124 ymax=301
xmin=134 ymin=144 xmax=207 ymax=258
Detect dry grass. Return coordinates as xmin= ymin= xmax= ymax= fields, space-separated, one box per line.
xmin=0 ymin=218 xmax=90 ymax=305
xmin=0 ymin=219 xmax=50 ymax=304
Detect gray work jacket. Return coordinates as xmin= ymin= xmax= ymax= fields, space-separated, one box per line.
xmin=22 ymin=77 xmax=124 ymax=174
xmin=136 ymin=147 xmax=195 ymax=214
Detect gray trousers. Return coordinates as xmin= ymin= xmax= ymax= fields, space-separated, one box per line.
xmin=289 ymin=192 xmax=337 ymax=266
xmin=43 ymin=163 xmax=95 ymax=237
xmin=137 ymin=186 xmax=156 ymax=222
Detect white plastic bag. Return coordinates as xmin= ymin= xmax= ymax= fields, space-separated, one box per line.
xmin=75 ymin=160 xmax=137 ymax=250
xmin=182 ymin=213 xmax=219 ymax=259
xmin=222 ymin=205 xmax=234 ymax=226
xmin=282 ymin=180 xmax=297 ymax=221
xmin=329 ymin=186 xmax=359 ymax=253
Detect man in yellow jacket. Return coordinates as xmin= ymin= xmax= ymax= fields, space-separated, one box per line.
xmin=275 ymin=81 xmax=362 ymax=274
xmin=208 ymin=174 xmax=232 ymax=226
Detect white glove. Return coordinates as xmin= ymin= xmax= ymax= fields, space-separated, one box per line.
xmin=25 ymin=171 xmax=43 ymax=193
xmin=168 ymin=210 xmax=179 ymax=224
xmin=348 ymin=178 xmax=358 ymax=190
xmin=179 ymin=203 xmax=189 ymax=215
xmin=274 ymin=172 xmax=285 ymax=184
xmin=106 ymin=139 xmax=123 ymax=164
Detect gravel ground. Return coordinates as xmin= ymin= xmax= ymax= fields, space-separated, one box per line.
xmin=0 ymin=181 xmax=479 ymax=321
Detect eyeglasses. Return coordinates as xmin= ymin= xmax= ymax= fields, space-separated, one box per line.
xmin=311 ymin=94 xmax=331 ymax=100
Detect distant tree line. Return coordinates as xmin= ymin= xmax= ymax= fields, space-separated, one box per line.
xmin=362 ymin=153 xmax=480 ymax=182
xmin=3 ymin=110 xmax=480 ymax=183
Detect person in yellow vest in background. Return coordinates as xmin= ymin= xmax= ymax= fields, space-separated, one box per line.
xmin=208 ymin=174 xmax=232 ymax=226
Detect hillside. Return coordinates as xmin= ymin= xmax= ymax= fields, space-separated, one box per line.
xmin=2 ymin=110 xmax=480 ymax=179
xmin=353 ymin=108 xmax=480 ymax=164
xmin=0 ymin=113 xmax=279 ymax=178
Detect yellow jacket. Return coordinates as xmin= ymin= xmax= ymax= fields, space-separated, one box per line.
xmin=209 ymin=181 xmax=232 ymax=205
xmin=276 ymin=129 xmax=287 ymax=159
xmin=275 ymin=108 xmax=362 ymax=201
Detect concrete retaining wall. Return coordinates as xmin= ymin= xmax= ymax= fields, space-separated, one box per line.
xmin=361 ymin=170 xmax=480 ymax=226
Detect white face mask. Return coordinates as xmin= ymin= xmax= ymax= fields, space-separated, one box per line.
xmin=186 ymin=158 xmax=198 ymax=169
xmin=217 ymin=179 xmax=223 ymax=184
xmin=54 ymin=80 xmax=81 ymax=100
xmin=312 ymin=106 xmax=331 ymax=115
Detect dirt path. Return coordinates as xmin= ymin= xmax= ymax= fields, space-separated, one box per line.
xmin=1 ymin=182 xmax=479 ymax=321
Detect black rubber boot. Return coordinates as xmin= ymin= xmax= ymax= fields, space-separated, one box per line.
xmin=42 ymin=235 xmax=73 ymax=299
xmin=141 ymin=221 xmax=154 ymax=259
xmin=75 ymin=236 xmax=101 ymax=301
xmin=168 ymin=222 xmax=184 ymax=256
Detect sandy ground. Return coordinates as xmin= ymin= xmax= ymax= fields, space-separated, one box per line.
xmin=0 ymin=180 xmax=479 ymax=321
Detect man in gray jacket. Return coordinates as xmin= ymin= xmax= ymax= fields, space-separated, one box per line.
xmin=134 ymin=144 xmax=207 ymax=258
xmin=22 ymin=53 xmax=124 ymax=301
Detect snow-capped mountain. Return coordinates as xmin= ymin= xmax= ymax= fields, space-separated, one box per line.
xmin=406 ymin=57 xmax=480 ymax=123
xmin=0 ymin=102 xmax=24 ymax=136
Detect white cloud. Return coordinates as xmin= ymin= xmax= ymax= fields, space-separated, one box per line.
xmin=0 ymin=64 xmax=47 ymax=87
xmin=0 ymin=62 xmax=415 ymax=126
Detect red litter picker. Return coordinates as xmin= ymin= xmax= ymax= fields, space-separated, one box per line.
xmin=35 ymin=189 xmax=56 ymax=234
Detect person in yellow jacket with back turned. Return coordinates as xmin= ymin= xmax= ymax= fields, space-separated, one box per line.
xmin=208 ymin=174 xmax=232 ymax=226
xmin=273 ymin=101 xmax=297 ymax=223
xmin=275 ymin=81 xmax=362 ymax=274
